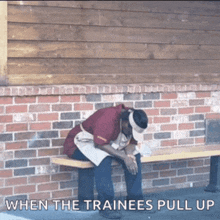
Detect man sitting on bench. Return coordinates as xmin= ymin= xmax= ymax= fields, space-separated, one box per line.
xmin=63 ymin=104 xmax=148 ymax=219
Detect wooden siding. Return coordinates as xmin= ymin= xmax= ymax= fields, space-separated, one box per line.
xmin=7 ymin=1 xmax=220 ymax=85
xmin=0 ymin=2 xmax=7 ymax=86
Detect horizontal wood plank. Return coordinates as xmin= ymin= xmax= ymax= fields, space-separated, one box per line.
xmin=8 ymin=58 xmax=220 ymax=75
xmin=8 ymin=41 xmax=220 ymax=60
xmin=8 ymin=1 xmax=220 ymax=17
xmin=7 ymin=73 xmax=220 ymax=85
xmin=51 ymin=145 xmax=220 ymax=168
xmin=8 ymin=23 xmax=220 ymax=45
xmin=8 ymin=5 xmax=220 ymax=31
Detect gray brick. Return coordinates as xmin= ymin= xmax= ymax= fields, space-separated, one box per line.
xmin=189 ymin=114 xmax=204 ymax=121
xmin=143 ymin=93 xmax=160 ymax=100
xmin=154 ymin=132 xmax=171 ymax=139
xmin=178 ymin=168 xmax=193 ymax=176
xmin=14 ymin=132 xmax=35 ymax=141
xmin=85 ymin=94 xmax=101 ymax=102
xmin=61 ymin=112 xmax=80 ymax=120
xmin=190 ymin=130 xmax=205 ymax=137
xmin=153 ymin=178 xmax=169 ymax=186
xmin=0 ymin=133 xmax=13 ymax=142
xmin=124 ymin=93 xmax=141 ymax=100
xmin=53 ymin=121 xmax=73 ymax=129
xmin=75 ymin=120 xmax=84 ymax=126
xmin=37 ymin=131 xmax=59 ymax=139
xmin=195 ymin=122 xmax=205 ymax=129
xmin=5 ymin=195 xmax=27 ymax=202
xmin=28 ymin=140 xmax=50 ymax=148
xmin=171 ymin=161 xmax=187 ymax=169
xmin=95 ymin=103 xmax=114 ymax=110
xmin=135 ymin=101 xmax=152 ymax=108
xmin=5 ymin=159 xmax=27 ymax=168
xmin=60 ymin=180 xmax=77 ymax=189
xmin=161 ymin=109 xmax=177 ymax=115
xmin=178 ymin=138 xmax=194 ymax=145
xmin=14 ymin=167 xmax=35 ymax=176
xmin=15 ymin=150 xmax=36 ymax=158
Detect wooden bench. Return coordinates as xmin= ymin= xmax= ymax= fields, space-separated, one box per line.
xmin=51 ymin=145 xmax=220 ymax=202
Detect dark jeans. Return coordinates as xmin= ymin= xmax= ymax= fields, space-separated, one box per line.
xmin=71 ymin=149 xmax=143 ymax=208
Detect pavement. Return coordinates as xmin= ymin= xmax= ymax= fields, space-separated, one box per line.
xmin=1 ymin=187 xmax=220 ymax=220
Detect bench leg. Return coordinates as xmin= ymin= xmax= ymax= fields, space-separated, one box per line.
xmin=78 ymin=168 xmax=94 ymax=209
xmin=205 ymin=156 xmax=220 ymax=192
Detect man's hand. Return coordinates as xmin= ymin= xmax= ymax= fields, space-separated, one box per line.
xmin=123 ymin=154 xmax=138 ymax=175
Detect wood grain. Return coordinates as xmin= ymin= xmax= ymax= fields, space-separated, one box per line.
xmin=51 ymin=145 xmax=220 ymax=168
xmin=8 ymin=5 xmax=220 ymax=31
xmin=8 ymin=23 xmax=220 ymax=45
xmin=0 ymin=1 xmax=7 ymax=85
xmin=8 ymin=41 xmax=220 ymax=60
xmin=8 ymin=1 xmax=220 ymax=17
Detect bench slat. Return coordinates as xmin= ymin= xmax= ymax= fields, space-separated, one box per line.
xmin=51 ymin=145 xmax=220 ymax=168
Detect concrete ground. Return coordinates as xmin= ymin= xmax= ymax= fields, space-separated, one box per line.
xmin=1 ymin=187 xmax=220 ymax=220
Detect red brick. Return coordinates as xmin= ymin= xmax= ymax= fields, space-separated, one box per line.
xmin=29 ymin=104 xmax=50 ymax=112
xmin=6 ymin=105 xmax=27 ymax=113
xmin=161 ymin=139 xmax=178 ymax=147
xmin=153 ymin=117 xmax=170 ymax=123
xmin=6 ymin=177 xmax=27 ymax=186
xmin=74 ymin=103 xmax=93 ymax=111
xmin=195 ymin=166 xmax=210 ymax=174
xmin=161 ymin=93 xmax=177 ymax=99
xmin=195 ymin=106 xmax=211 ymax=113
xmin=178 ymin=107 xmax=194 ymax=114
xmin=0 ymin=187 xmax=13 ymax=196
xmin=160 ymin=170 xmax=176 ymax=177
xmin=15 ymin=97 xmax=36 ymax=104
xmin=188 ymin=159 xmax=203 ymax=167
xmin=154 ymin=101 xmax=170 ymax=108
xmin=38 ymin=183 xmax=59 ymax=192
xmin=196 ymin=92 xmax=211 ymax=98
xmin=6 ymin=123 xmax=28 ymax=132
xmin=60 ymin=130 xmax=70 ymax=138
xmin=0 ymin=170 xmax=13 ymax=178
xmin=161 ymin=124 xmax=177 ymax=131
xmin=206 ymin=113 xmax=220 ymax=119
xmin=61 ymin=96 xmax=81 ymax=103
xmin=38 ymin=148 xmax=59 ymax=157
xmin=29 ymin=158 xmax=50 ymax=166
xmin=38 ymin=96 xmax=59 ymax=103
xmin=29 ymin=192 xmax=51 ymax=200
xmin=38 ymin=113 xmax=58 ymax=121
xmin=14 ymin=185 xmax=36 ymax=194
xmin=52 ymin=189 xmax=73 ymax=199
xmin=29 ymin=175 xmax=50 ymax=184
xmin=0 ymin=97 xmax=13 ymax=104
xmin=0 ymin=115 xmax=13 ymax=123
xmin=171 ymin=176 xmax=186 ymax=184
xmin=30 ymin=122 xmax=51 ymax=131
xmin=195 ymin=137 xmax=205 ymax=144
xmin=142 ymin=172 xmax=159 ymax=179
xmin=178 ymin=123 xmax=194 ymax=130
xmin=144 ymin=109 xmax=159 ymax=116
xmin=51 ymin=173 xmax=72 ymax=182
xmin=6 ymin=142 xmax=27 ymax=150
xmin=52 ymin=104 xmax=72 ymax=111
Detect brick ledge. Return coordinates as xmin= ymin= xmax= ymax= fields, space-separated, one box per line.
xmin=0 ymin=83 xmax=220 ymax=97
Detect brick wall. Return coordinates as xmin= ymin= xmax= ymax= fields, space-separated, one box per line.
xmin=1 ymin=83 xmax=220 ymax=210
